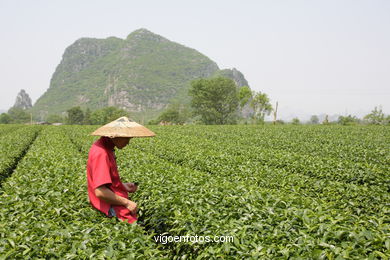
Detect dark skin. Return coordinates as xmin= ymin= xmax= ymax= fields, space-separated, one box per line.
xmin=94 ymin=137 xmax=138 ymax=215
xmin=111 ymin=137 xmax=131 ymax=149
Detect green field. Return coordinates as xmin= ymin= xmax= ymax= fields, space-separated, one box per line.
xmin=0 ymin=124 xmax=389 ymax=259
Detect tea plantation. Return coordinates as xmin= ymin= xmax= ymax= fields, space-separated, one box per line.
xmin=0 ymin=124 xmax=389 ymax=259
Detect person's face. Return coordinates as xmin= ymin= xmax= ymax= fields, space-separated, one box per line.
xmin=112 ymin=137 xmax=131 ymax=149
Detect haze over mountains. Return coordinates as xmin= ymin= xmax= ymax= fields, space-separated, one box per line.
xmin=7 ymin=28 xmax=367 ymax=122
xmin=32 ymin=28 xmax=249 ymax=121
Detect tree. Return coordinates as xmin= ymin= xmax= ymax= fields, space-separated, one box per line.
xmin=158 ymin=103 xmax=189 ymax=125
xmin=364 ymin=106 xmax=385 ymax=125
xmin=310 ymin=115 xmax=319 ymax=124
xmin=90 ymin=110 xmax=105 ymax=125
xmin=0 ymin=113 xmax=12 ymax=124
xmin=250 ymin=92 xmax=272 ymax=124
xmin=322 ymin=115 xmax=329 ymax=125
xmin=189 ymin=77 xmax=239 ymax=125
xmin=67 ymin=107 xmax=84 ymax=125
xmin=238 ymin=86 xmax=252 ymax=109
xmin=90 ymin=107 xmax=129 ymax=125
xmin=84 ymin=108 xmax=92 ymax=125
xmin=292 ymin=118 xmax=300 ymax=125
xmin=338 ymin=115 xmax=359 ymax=125
xmin=8 ymin=107 xmax=30 ymax=124
xmin=158 ymin=108 xmax=180 ymax=124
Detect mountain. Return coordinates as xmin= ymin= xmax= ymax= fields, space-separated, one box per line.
xmin=213 ymin=68 xmax=248 ymax=87
xmin=33 ymin=28 xmax=249 ymax=121
xmin=13 ymin=89 xmax=32 ymax=110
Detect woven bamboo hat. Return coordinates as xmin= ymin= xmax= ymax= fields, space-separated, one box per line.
xmin=91 ymin=117 xmax=155 ymax=138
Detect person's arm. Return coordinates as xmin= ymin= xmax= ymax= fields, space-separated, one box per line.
xmin=95 ymin=185 xmax=137 ymax=214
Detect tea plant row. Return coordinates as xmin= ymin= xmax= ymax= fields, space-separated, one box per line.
xmin=0 ymin=126 xmax=40 ymax=185
xmin=64 ymin=125 xmax=390 ymax=259
xmin=0 ymin=126 xmax=168 ymax=258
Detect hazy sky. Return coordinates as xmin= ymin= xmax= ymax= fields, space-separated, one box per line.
xmin=0 ymin=0 xmax=389 ymax=120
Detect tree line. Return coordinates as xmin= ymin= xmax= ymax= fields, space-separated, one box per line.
xmin=1 ymin=77 xmax=389 ymax=125
xmin=288 ymin=107 xmax=390 ymax=125
xmin=153 ymin=77 xmax=273 ymax=125
xmin=153 ymin=77 xmax=389 ymax=125
xmin=0 ymin=106 xmax=129 ymax=125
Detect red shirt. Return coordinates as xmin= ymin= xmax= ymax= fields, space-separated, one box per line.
xmin=87 ymin=137 xmax=137 ymax=223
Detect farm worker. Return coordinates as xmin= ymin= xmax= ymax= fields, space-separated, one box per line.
xmin=87 ymin=117 xmax=155 ymax=224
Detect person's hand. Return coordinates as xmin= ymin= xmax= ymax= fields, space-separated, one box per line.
xmin=125 ymin=200 xmax=137 ymax=215
xmin=124 ymin=182 xmax=138 ymax=193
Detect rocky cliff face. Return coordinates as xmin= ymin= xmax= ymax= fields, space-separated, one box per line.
xmin=33 ymin=28 xmax=250 ymax=121
xmin=214 ymin=68 xmax=249 ymax=87
xmin=13 ymin=89 xmax=32 ymax=110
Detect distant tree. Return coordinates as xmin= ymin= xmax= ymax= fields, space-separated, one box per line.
xmin=148 ymin=118 xmax=160 ymax=125
xmin=67 ymin=106 xmax=84 ymax=125
xmin=158 ymin=103 xmax=189 ymax=125
xmin=250 ymin=92 xmax=272 ymax=124
xmin=158 ymin=108 xmax=180 ymax=124
xmin=90 ymin=107 xmax=129 ymax=125
xmin=90 ymin=110 xmax=105 ymax=125
xmin=83 ymin=108 xmax=92 ymax=125
xmin=292 ymin=118 xmax=300 ymax=125
xmin=189 ymin=77 xmax=239 ymax=125
xmin=386 ymin=115 xmax=390 ymax=125
xmin=8 ymin=107 xmax=30 ymax=124
xmin=0 ymin=113 xmax=12 ymax=124
xmin=238 ymin=86 xmax=252 ymax=108
xmin=46 ymin=114 xmax=64 ymax=124
xmin=310 ymin=115 xmax=319 ymax=124
xmin=338 ymin=115 xmax=359 ymax=125
xmin=322 ymin=115 xmax=329 ymax=125
xmin=364 ymin=106 xmax=385 ymax=125
xmin=104 ymin=107 xmax=129 ymax=123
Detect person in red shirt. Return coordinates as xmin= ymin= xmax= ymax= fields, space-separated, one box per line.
xmin=87 ymin=117 xmax=155 ymax=224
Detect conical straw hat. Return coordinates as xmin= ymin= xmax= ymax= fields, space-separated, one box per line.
xmin=91 ymin=117 xmax=155 ymax=138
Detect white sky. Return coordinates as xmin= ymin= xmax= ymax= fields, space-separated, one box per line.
xmin=0 ymin=0 xmax=389 ymax=120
